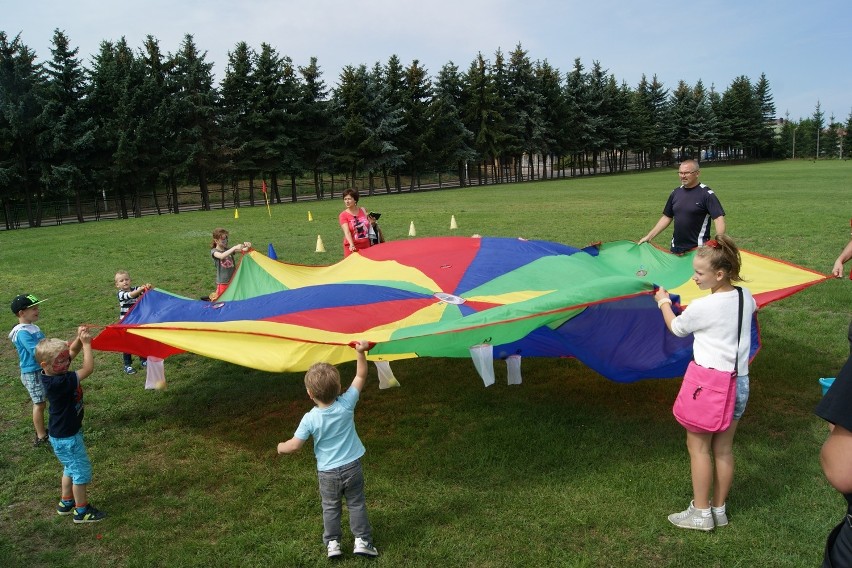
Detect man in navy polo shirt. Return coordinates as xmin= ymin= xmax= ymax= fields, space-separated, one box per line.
xmin=638 ymin=160 xmax=726 ymax=253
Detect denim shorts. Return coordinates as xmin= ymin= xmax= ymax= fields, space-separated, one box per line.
xmin=50 ymin=431 xmax=93 ymax=485
xmin=733 ymin=374 xmax=750 ymax=421
xmin=20 ymin=370 xmax=45 ymax=404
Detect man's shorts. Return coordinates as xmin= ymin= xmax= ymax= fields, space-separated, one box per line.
xmin=20 ymin=370 xmax=45 ymax=404
xmin=50 ymin=431 xmax=93 ymax=485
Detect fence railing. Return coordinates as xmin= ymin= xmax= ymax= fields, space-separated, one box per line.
xmin=1 ymin=155 xmax=683 ymax=230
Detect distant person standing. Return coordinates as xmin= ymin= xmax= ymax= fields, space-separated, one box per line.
xmin=209 ymin=228 xmax=251 ymax=301
xmin=639 ymin=160 xmax=726 ymax=253
xmin=9 ymin=294 xmax=48 ymax=446
xmin=115 ymin=270 xmax=151 ymax=375
xmin=339 ymin=189 xmax=372 ymax=257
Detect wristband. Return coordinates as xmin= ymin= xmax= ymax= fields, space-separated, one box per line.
xmin=657 ymin=297 xmax=672 ymax=309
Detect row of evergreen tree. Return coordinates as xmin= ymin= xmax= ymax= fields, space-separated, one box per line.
xmin=0 ymin=30 xmax=824 ymax=227
xmin=775 ymin=100 xmax=852 ymax=162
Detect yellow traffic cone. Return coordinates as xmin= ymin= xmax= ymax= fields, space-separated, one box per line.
xmin=308 ymin=211 xmax=313 ymax=221
xmin=408 ymin=221 xmax=416 ymax=237
xmin=450 ymin=215 xmax=458 ymax=229
xmin=315 ymin=235 xmax=326 ymax=253
xmin=234 ymin=209 xmax=239 ymax=219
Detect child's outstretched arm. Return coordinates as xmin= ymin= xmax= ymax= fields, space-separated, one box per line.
xmin=213 ymin=244 xmax=249 ymax=259
xmin=68 ymin=325 xmax=86 ymax=359
xmin=76 ymin=328 xmax=95 ymax=381
xmin=277 ymin=436 xmax=306 ymax=454
xmin=131 ymin=284 xmax=153 ymax=299
xmin=350 ymin=340 xmax=370 ymax=393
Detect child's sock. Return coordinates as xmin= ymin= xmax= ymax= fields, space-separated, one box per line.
xmin=75 ymin=502 xmax=89 ymax=514
xmin=711 ymin=504 xmax=726 ymax=515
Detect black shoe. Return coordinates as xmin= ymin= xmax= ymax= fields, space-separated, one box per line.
xmin=73 ymin=504 xmax=107 ymax=523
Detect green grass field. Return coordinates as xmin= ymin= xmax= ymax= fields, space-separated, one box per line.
xmin=1 ymin=160 xmax=850 ymax=567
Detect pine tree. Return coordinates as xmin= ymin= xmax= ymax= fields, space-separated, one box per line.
xmin=564 ymin=58 xmax=594 ymax=175
xmin=629 ymin=75 xmax=654 ymax=170
xmin=461 ymin=53 xmax=501 ymax=185
xmin=604 ymin=78 xmax=632 ymax=172
xmin=137 ymin=36 xmax=172 ymax=215
xmin=331 ymin=64 xmax=370 ymax=184
xmin=246 ymin=43 xmax=291 ymax=204
xmin=170 ymin=34 xmax=219 ymax=210
xmin=720 ymin=76 xmax=760 ymax=159
xmin=278 ymin=54 xmax=304 ymax=203
xmin=812 ymin=101 xmax=825 ymax=158
xmin=297 ymin=57 xmax=333 ymax=199
xmin=382 ymin=55 xmax=406 ymax=192
xmin=39 ymin=29 xmax=93 ymax=223
xmin=219 ymin=41 xmax=257 ymax=205
xmin=822 ymin=113 xmax=840 ymax=159
xmin=506 ymin=44 xmax=545 ymax=181
xmin=362 ymin=62 xmax=404 ymax=194
xmin=753 ymin=73 xmax=776 ymax=157
xmin=0 ymin=32 xmax=47 ymax=227
xmin=401 ymin=59 xmax=432 ymax=191
xmin=426 ymin=62 xmax=475 ymax=185
xmin=85 ymin=38 xmax=147 ymax=218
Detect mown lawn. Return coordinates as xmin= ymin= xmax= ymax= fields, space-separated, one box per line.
xmin=1 ymin=159 xmax=850 ymax=567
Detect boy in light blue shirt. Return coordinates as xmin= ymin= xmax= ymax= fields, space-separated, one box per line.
xmin=9 ymin=294 xmax=48 ymax=446
xmin=278 ymin=340 xmax=378 ymax=559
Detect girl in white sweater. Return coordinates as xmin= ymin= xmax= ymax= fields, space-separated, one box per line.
xmin=655 ymin=234 xmax=756 ymax=531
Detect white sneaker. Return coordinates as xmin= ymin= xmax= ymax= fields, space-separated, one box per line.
xmin=668 ymin=500 xmax=714 ymax=531
xmin=713 ymin=509 xmax=729 ymax=527
xmin=326 ymin=539 xmax=342 ymax=558
xmin=353 ymin=537 xmax=378 ymax=557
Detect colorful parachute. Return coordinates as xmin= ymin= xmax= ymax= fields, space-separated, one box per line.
xmin=92 ymin=238 xmax=827 ymax=382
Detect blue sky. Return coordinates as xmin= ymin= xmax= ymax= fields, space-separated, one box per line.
xmin=5 ymin=0 xmax=850 ymax=122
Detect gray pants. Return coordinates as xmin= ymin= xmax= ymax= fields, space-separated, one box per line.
xmin=317 ymin=458 xmax=372 ymax=545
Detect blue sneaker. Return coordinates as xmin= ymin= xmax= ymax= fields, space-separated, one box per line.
xmin=73 ymin=504 xmax=107 ymax=523
xmin=56 ymin=500 xmax=75 ymax=515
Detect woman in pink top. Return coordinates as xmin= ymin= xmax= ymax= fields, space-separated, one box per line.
xmin=339 ymin=189 xmax=372 ymax=257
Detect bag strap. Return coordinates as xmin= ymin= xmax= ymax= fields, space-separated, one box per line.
xmin=734 ymin=286 xmax=744 ymax=376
